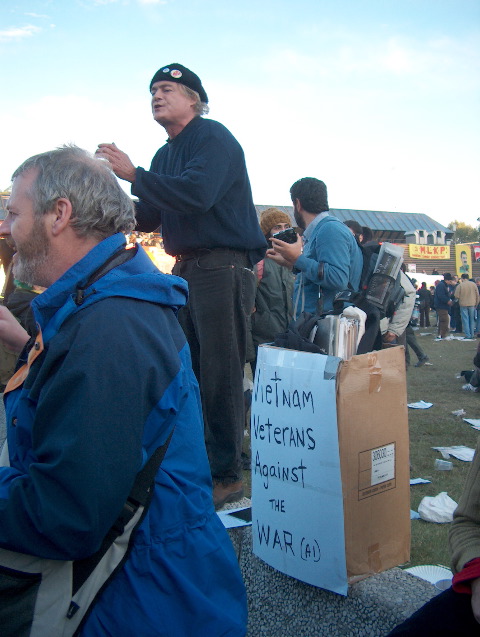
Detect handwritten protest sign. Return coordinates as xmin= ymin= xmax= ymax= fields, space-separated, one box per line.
xmin=251 ymin=346 xmax=348 ymax=595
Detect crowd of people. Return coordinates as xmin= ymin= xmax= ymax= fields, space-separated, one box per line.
xmin=0 ymin=62 xmax=479 ymax=634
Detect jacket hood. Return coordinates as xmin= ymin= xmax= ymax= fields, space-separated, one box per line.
xmin=32 ymin=234 xmax=187 ymax=339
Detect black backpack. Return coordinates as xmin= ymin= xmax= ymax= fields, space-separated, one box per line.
xmin=335 ymin=242 xmax=405 ymax=321
xmin=274 ymin=242 xmax=405 ymax=357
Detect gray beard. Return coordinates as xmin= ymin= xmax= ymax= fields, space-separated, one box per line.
xmin=12 ymin=219 xmax=50 ymax=287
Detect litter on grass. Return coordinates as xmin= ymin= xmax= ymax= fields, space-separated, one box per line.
xmin=435 ymin=459 xmax=453 ymax=470
xmin=410 ymin=478 xmax=431 ymax=485
xmin=404 ymin=565 xmax=453 ymax=585
xmin=418 ymin=492 xmax=458 ymax=523
xmin=463 ymin=418 xmax=480 ymax=430
xmin=408 ymin=400 xmax=433 ymax=409
xmin=451 ymin=409 xmax=466 ymax=417
xmin=432 ymin=446 xmax=475 ymax=461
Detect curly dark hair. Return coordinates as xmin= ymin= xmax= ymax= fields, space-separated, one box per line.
xmin=289 ymin=177 xmax=329 ymax=215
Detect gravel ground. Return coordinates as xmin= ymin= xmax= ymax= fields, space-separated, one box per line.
xmin=224 ymin=509 xmax=438 ymax=637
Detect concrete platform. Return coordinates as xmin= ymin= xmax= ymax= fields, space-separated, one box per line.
xmin=226 ymin=501 xmax=437 ymax=637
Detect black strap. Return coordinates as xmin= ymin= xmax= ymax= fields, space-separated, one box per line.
xmin=75 ymin=245 xmax=137 ymax=306
xmin=72 ymin=428 xmax=174 ymax=595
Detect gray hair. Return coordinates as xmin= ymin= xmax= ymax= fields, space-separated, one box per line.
xmin=12 ymin=145 xmax=136 ymax=240
xmin=179 ymin=84 xmax=210 ymax=116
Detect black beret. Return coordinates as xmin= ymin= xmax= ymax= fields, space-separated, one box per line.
xmin=149 ymin=63 xmax=208 ymax=104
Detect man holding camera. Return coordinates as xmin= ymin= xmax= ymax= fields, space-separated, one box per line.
xmin=267 ymin=177 xmax=362 ymax=314
xmin=96 ymin=64 xmax=266 ymax=509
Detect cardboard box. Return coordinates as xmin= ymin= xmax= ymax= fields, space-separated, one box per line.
xmin=336 ymin=347 xmax=410 ymax=581
xmin=251 ymin=345 xmax=410 ymax=595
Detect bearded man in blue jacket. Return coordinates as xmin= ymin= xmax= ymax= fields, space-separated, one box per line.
xmin=267 ymin=177 xmax=362 ymax=315
xmin=0 ymin=146 xmax=247 ymax=636
xmin=96 ymin=64 xmax=266 ymax=509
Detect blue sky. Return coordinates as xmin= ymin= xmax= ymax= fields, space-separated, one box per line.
xmin=1 ymin=0 xmax=479 ymax=228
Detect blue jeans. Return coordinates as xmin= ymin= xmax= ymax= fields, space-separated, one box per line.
xmin=460 ymin=305 xmax=475 ymax=338
xmin=173 ymin=248 xmax=256 ymax=484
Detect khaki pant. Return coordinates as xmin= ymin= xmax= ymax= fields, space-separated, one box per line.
xmin=437 ymin=308 xmax=450 ymax=338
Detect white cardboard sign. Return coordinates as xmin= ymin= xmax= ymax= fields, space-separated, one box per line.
xmin=251 ymin=346 xmax=348 ymax=595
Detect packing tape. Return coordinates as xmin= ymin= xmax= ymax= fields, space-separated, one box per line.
xmin=368 ymin=353 xmax=382 ymax=393
xmin=368 ymin=542 xmax=382 ymax=572
xmin=324 ymin=356 xmax=342 ymax=380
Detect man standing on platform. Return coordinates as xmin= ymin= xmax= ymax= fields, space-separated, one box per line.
xmin=96 ymin=63 xmax=266 ymax=510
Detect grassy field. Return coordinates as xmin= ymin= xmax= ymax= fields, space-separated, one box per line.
xmin=406 ymin=327 xmax=480 ymax=568
xmin=243 ymin=321 xmax=480 ymax=570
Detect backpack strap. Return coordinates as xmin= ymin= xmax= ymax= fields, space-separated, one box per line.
xmin=71 ymin=427 xmax=174 ymax=596
xmin=75 ymin=245 xmax=137 ymax=306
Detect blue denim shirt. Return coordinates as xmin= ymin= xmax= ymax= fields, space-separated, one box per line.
xmin=293 ymin=215 xmax=363 ymax=315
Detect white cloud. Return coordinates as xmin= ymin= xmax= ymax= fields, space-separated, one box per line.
xmin=248 ymin=31 xmax=480 ymax=91
xmin=0 ymin=94 xmax=160 ymax=193
xmin=87 ymin=0 xmax=167 ymax=4
xmin=24 ymin=13 xmax=50 ymax=19
xmin=382 ymin=38 xmax=415 ymax=73
xmin=88 ymin=0 xmax=121 ymax=5
xmin=0 ymin=25 xmax=41 ymax=42
xmin=206 ymin=78 xmax=480 ymax=227
xmin=379 ymin=34 xmax=480 ymax=86
xmin=1 ymin=57 xmax=478 ymax=230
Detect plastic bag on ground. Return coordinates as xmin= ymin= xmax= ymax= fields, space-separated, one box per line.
xmin=418 ymin=492 xmax=458 ymax=523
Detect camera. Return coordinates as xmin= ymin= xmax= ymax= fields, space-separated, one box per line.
xmin=272 ymin=227 xmax=298 ymax=244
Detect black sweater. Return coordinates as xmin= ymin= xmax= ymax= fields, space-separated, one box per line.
xmin=132 ymin=116 xmax=266 ymax=266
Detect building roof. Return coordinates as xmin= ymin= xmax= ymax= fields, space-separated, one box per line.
xmin=255 ymin=205 xmax=453 ymax=243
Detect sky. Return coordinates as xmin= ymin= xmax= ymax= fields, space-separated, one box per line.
xmin=1 ymin=0 xmax=479 ymax=229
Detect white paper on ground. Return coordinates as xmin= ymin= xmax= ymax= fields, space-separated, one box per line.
xmin=432 ymin=446 xmax=475 ymax=462
xmin=410 ymin=478 xmax=431 ymax=485
xmin=463 ymin=418 xmax=480 ymax=429
xmin=217 ymin=506 xmax=252 ymax=529
xmin=408 ymin=400 xmax=433 ymax=409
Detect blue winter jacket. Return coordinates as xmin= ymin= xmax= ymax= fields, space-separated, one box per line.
xmin=0 ymin=233 xmax=247 ymax=636
xmin=293 ymin=215 xmax=363 ymax=315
